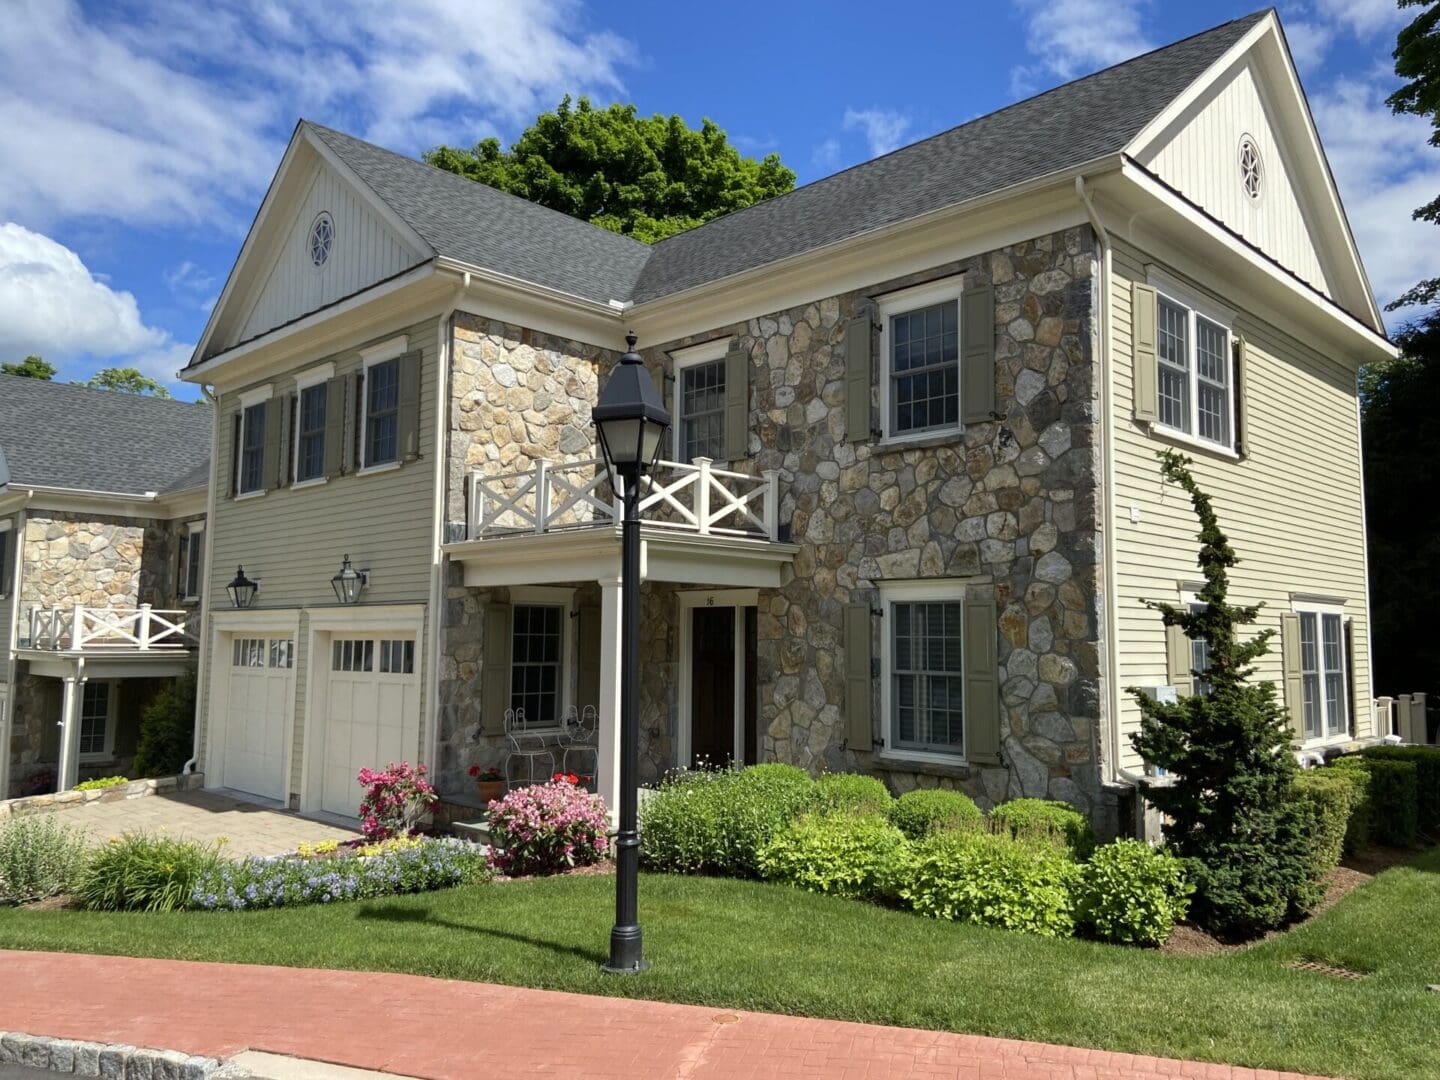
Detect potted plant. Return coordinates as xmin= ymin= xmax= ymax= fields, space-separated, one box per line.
xmin=470 ymin=764 xmax=506 ymax=804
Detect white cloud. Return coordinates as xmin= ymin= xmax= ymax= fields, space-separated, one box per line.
xmin=0 ymin=223 xmax=192 ymax=382
xmin=1010 ymin=0 xmax=1153 ymax=93
xmin=812 ymin=138 xmax=842 ymax=173
xmin=0 ymin=0 xmax=636 ymax=231
xmin=842 ymin=108 xmax=913 ymax=158
xmin=1280 ymin=19 xmax=1334 ymax=75
xmin=164 ymin=260 xmax=215 ymax=294
xmin=1313 ymin=0 xmax=1409 ymax=38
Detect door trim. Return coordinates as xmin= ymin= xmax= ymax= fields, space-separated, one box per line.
xmin=207 ymin=610 xmax=300 ymax=803
xmin=676 ymin=589 xmax=758 ymax=768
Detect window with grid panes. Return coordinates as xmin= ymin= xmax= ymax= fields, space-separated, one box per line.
xmin=79 ymin=682 xmax=111 ymax=758
xmin=890 ymin=301 xmax=959 ymax=435
xmin=511 ymin=605 xmax=562 ymax=726
xmin=1299 ymin=610 xmax=1347 ymax=739
xmin=333 ymin=639 xmax=374 ymax=672
xmin=365 ymin=358 xmax=399 ymax=466
xmin=1188 ymin=602 xmax=1212 ymax=697
xmin=1153 ymin=292 xmax=1233 ymax=450
xmin=679 ymin=359 xmax=725 ymax=461
xmin=1157 ymin=299 xmax=1190 ymax=432
xmin=379 ymin=639 xmax=415 ymax=674
xmin=239 ymin=403 xmax=266 ymax=492
xmin=296 ymin=383 xmax=327 ymax=481
xmin=891 ymin=600 xmax=965 ymax=756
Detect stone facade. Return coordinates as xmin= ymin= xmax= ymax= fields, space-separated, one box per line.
xmin=19 ymin=511 xmax=186 ymax=615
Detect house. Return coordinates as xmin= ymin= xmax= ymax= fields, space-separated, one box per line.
xmin=178 ymin=10 xmax=1394 ymax=834
xmin=0 ymin=376 xmax=211 ymax=797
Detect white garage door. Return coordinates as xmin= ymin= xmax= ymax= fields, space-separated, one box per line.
xmin=320 ymin=636 xmax=421 ymax=817
xmin=221 ymin=636 xmax=293 ymax=802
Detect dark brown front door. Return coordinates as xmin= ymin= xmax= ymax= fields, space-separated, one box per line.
xmin=690 ymin=606 xmax=735 ymax=767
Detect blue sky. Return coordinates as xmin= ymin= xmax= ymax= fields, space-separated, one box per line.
xmin=0 ymin=0 xmax=1433 ymax=401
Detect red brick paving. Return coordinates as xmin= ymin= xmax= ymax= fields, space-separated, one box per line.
xmin=0 ymin=951 xmax=1325 ymax=1079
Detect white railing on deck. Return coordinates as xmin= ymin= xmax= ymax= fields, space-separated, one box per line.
xmin=466 ymin=457 xmax=780 ymax=541
xmin=28 ymin=604 xmax=196 ymax=652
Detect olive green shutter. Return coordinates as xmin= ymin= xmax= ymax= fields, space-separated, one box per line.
xmin=576 ymin=605 xmax=601 ymax=711
xmin=1233 ymin=333 xmax=1250 ymax=459
xmin=964 ymin=597 xmax=1001 ymax=764
xmin=397 ymin=350 xmax=422 ymax=462
xmin=843 ymin=602 xmax=872 ymax=750
xmin=262 ymin=397 xmax=283 ymax=491
xmin=723 ymin=345 xmax=749 ymax=461
xmin=481 ymin=603 xmax=513 ymax=736
xmin=1132 ymin=281 xmax=1159 ymax=422
xmin=322 ymin=377 xmax=346 ymax=479
xmin=960 ymin=285 xmax=996 ymax=423
xmin=844 ymin=312 xmax=872 ymax=443
xmin=1280 ymin=613 xmax=1305 ymax=739
xmin=350 ymin=371 xmax=365 ymax=472
xmin=225 ymin=412 xmax=240 ymax=498
xmin=270 ymin=395 xmax=290 ymax=489
xmin=1344 ymin=617 xmax=1357 ymax=736
xmin=1166 ymin=623 xmax=1193 ymax=696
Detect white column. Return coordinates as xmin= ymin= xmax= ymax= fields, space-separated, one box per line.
xmin=596 ymin=577 xmax=624 ymax=827
xmin=57 ymin=674 xmax=83 ymax=792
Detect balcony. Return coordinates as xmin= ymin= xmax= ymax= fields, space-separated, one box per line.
xmin=26 ymin=603 xmax=197 ymax=654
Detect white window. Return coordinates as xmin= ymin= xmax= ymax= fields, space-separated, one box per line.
xmin=78 ymin=681 xmax=115 ymax=761
xmin=670 ymin=340 xmax=729 ymax=463
xmin=881 ymin=580 xmax=967 ymax=760
xmin=234 ymin=637 xmax=292 ymax=668
xmin=360 ymin=337 xmax=407 ymax=472
xmin=296 ymin=384 xmax=327 ymax=481
xmin=1296 ymin=603 xmax=1348 ymax=742
xmin=1153 ymin=285 xmax=1234 ymax=451
xmin=1177 ymin=592 xmax=1212 ymax=697
xmin=237 ymin=403 xmax=266 ymax=493
xmin=309 ymin=212 xmax=334 ymax=268
xmin=879 ymin=278 xmax=964 ymax=442
xmin=178 ymin=525 xmax=204 ymax=602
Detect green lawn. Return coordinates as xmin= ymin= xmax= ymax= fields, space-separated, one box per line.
xmin=2 ymin=853 xmax=1438 ymax=1080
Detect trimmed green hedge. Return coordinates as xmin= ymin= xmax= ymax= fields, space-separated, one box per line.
xmin=812 ymin=773 xmax=893 ymax=817
xmin=1334 ymin=756 xmax=1417 ymax=847
xmin=1322 ymin=762 xmax=1372 ymax=855
xmin=889 ymin=789 xmax=984 ymax=839
xmin=759 ymin=813 xmax=906 ymax=900
xmin=1291 ymin=771 xmax=1355 ymax=882
xmin=1362 ymin=745 xmax=1440 ymax=836
xmin=988 ymin=798 xmax=1096 ymax=859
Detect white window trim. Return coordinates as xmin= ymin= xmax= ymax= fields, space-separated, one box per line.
xmin=879 ymin=578 xmax=969 ymax=766
xmin=234 ymin=395 xmax=271 ymax=497
xmin=292 ymin=362 xmax=335 ymax=488
xmin=1146 ymin=271 xmax=1238 ymax=456
xmin=669 ymin=338 xmax=731 ymax=463
xmin=180 ymin=521 xmax=205 ymax=603
xmin=359 ymin=337 xmax=408 ymax=475
xmin=1292 ymin=598 xmax=1350 ymax=749
xmin=78 ymin=679 xmax=117 ymax=763
xmin=877 ymin=276 xmax=966 ymax=446
xmin=509 ymin=586 xmax=576 ymax=728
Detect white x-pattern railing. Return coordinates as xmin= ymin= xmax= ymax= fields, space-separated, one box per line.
xmin=467 ymin=457 xmax=781 ymax=541
xmin=28 ymin=603 xmax=197 ymax=652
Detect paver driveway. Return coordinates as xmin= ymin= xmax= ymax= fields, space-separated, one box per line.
xmin=40 ymin=790 xmax=358 ymax=856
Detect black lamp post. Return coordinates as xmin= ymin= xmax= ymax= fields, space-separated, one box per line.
xmin=226 ymin=566 xmax=258 ymax=609
xmin=592 ymin=330 xmax=670 ymax=975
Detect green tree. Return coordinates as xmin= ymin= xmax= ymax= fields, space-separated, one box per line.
xmin=425 ymin=96 xmax=796 ymax=243
xmin=1129 ymin=451 xmax=1319 ymax=938
xmin=2 ymin=355 xmax=55 ymax=379
xmin=1385 ymin=0 xmax=1440 ymax=309
xmin=83 ymin=367 xmax=171 ymax=398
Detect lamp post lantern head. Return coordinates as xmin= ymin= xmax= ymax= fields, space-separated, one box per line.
xmin=226 ymin=565 xmax=258 ymax=609
xmin=593 ymin=331 xmax=671 ymax=481
xmin=330 ymin=554 xmax=368 ymax=605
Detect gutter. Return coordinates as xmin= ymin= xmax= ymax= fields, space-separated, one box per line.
xmin=1075 ymin=176 xmax=1148 ymax=791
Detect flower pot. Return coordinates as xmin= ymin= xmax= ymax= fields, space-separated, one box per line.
xmin=475 ymin=779 xmax=506 ymax=805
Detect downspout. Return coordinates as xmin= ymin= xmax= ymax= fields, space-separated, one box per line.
xmin=1075 ymin=176 xmax=1148 ymax=789
xmin=183 ymin=382 xmax=219 ymax=776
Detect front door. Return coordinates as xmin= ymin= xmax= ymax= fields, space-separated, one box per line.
xmin=690 ymin=607 xmax=735 ymax=766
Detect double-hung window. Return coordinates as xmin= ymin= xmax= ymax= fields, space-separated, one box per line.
xmin=671 ymin=340 xmax=728 ymax=462
xmin=365 ymin=358 xmax=399 ymax=467
xmin=1297 ymin=605 xmax=1347 ymax=741
xmin=881 ymin=581 xmax=967 ymax=759
xmin=238 ymin=402 xmax=266 ymax=493
xmin=511 ymin=604 xmax=563 ymax=726
xmin=178 ymin=526 xmax=204 ymax=602
xmin=296 ymin=383 xmax=327 ymax=482
xmin=1187 ymin=601 xmax=1212 ymax=697
xmin=879 ymin=279 xmax=963 ymax=441
xmin=79 ymin=681 xmax=114 ymax=760
xmin=1154 ymin=287 xmax=1234 ymax=451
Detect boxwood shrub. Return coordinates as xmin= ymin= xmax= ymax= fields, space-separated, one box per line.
xmin=1323 ymin=761 xmax=1372 ymax=855
xmin=1362 ymin=746 xmax=1440 ymax=836
xmin=1076 ymin=839 xmax=1192 ymax=946
xmin=988 ymin=798 xmax=1096 ymax=859
xmin=758 ymin=813 xmax=906 ymax=900
xmin=892 ymin=830 xmax=1079 ymax=937
xmin=812 ymin=773 xmax=893 ymax=817
xmin=889 ymin=789 xmax=984 ymax=839
xmin=1290 ymin=770 xmax=1355 ymax=882
xmin=1336 ymin=756 xmax=1418 ymax=846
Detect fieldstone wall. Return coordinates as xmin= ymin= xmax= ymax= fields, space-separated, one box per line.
xmin=639 ymin=225 xmax=1110 ymax=827
xmin=19 ymin=511 xmax=181 ymax=616
xmin=7 ymin=673 xmax=59 ymax=798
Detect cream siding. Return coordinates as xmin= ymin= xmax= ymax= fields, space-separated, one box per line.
xmin=1110 ymin=238 xmax=1370 ymax=770
xmin=234 ymin=159 xmax=422 ymax=349
xmin=1142 ymin=58 xmax=1332 ymax=297
xmin=200 ymin=318 xmax=439 ymax=797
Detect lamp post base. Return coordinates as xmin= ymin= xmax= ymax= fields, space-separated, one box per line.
xmin=601 ymin=958 xmax=652 ymax=976
xmin=602 ymin=927 xmax=650 ymax=975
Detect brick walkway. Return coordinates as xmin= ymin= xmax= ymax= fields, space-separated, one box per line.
xmin=0 ymin=951 xmax=1324 ymax=1079
xmin=42 ymin=790 xmax=358 ymax=856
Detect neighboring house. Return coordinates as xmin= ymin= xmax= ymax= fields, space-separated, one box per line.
xmin=179 ymin=11 xmax=1394 ymax=834
xmin=0 ymin=376 xmax=211 ymax=797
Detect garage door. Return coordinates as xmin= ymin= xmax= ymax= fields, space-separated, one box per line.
xmin=221 ymin=636 xmax=293 ymax=802
xmin=320 ymin=636 xmax=421 ymax=817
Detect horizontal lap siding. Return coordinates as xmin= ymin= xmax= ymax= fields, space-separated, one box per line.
xmin=1110 ymin=240 xmax=1369 ymax=771
xmin=201 ymin=318 xmax=439 ymax=796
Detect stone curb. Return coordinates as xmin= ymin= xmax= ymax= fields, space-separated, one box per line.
xmin=0 ymin=1031 xmax=227 ymax=1079
xmin=0 ymin=774 xmax=205 ymax=820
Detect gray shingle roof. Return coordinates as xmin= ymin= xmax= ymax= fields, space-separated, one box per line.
xmin=0 ymin=375 xmax=211 ymax=496
xmin=306 ymin=122 xmax=653 ymax=303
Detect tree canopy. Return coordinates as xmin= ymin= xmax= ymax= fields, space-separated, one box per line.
xmin=83 ymin=367 xmax=171 ymax=398
xmin=425 ymin=96 xmax=796 ymax=243
xmin=1385 ymin=0 xmax=1440 ymax=309
xmin=2 ymin=355 xmax=55 ymax=379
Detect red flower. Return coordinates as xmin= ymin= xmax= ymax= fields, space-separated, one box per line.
xmin=468 ymin=765 xmax=480 ymax=778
